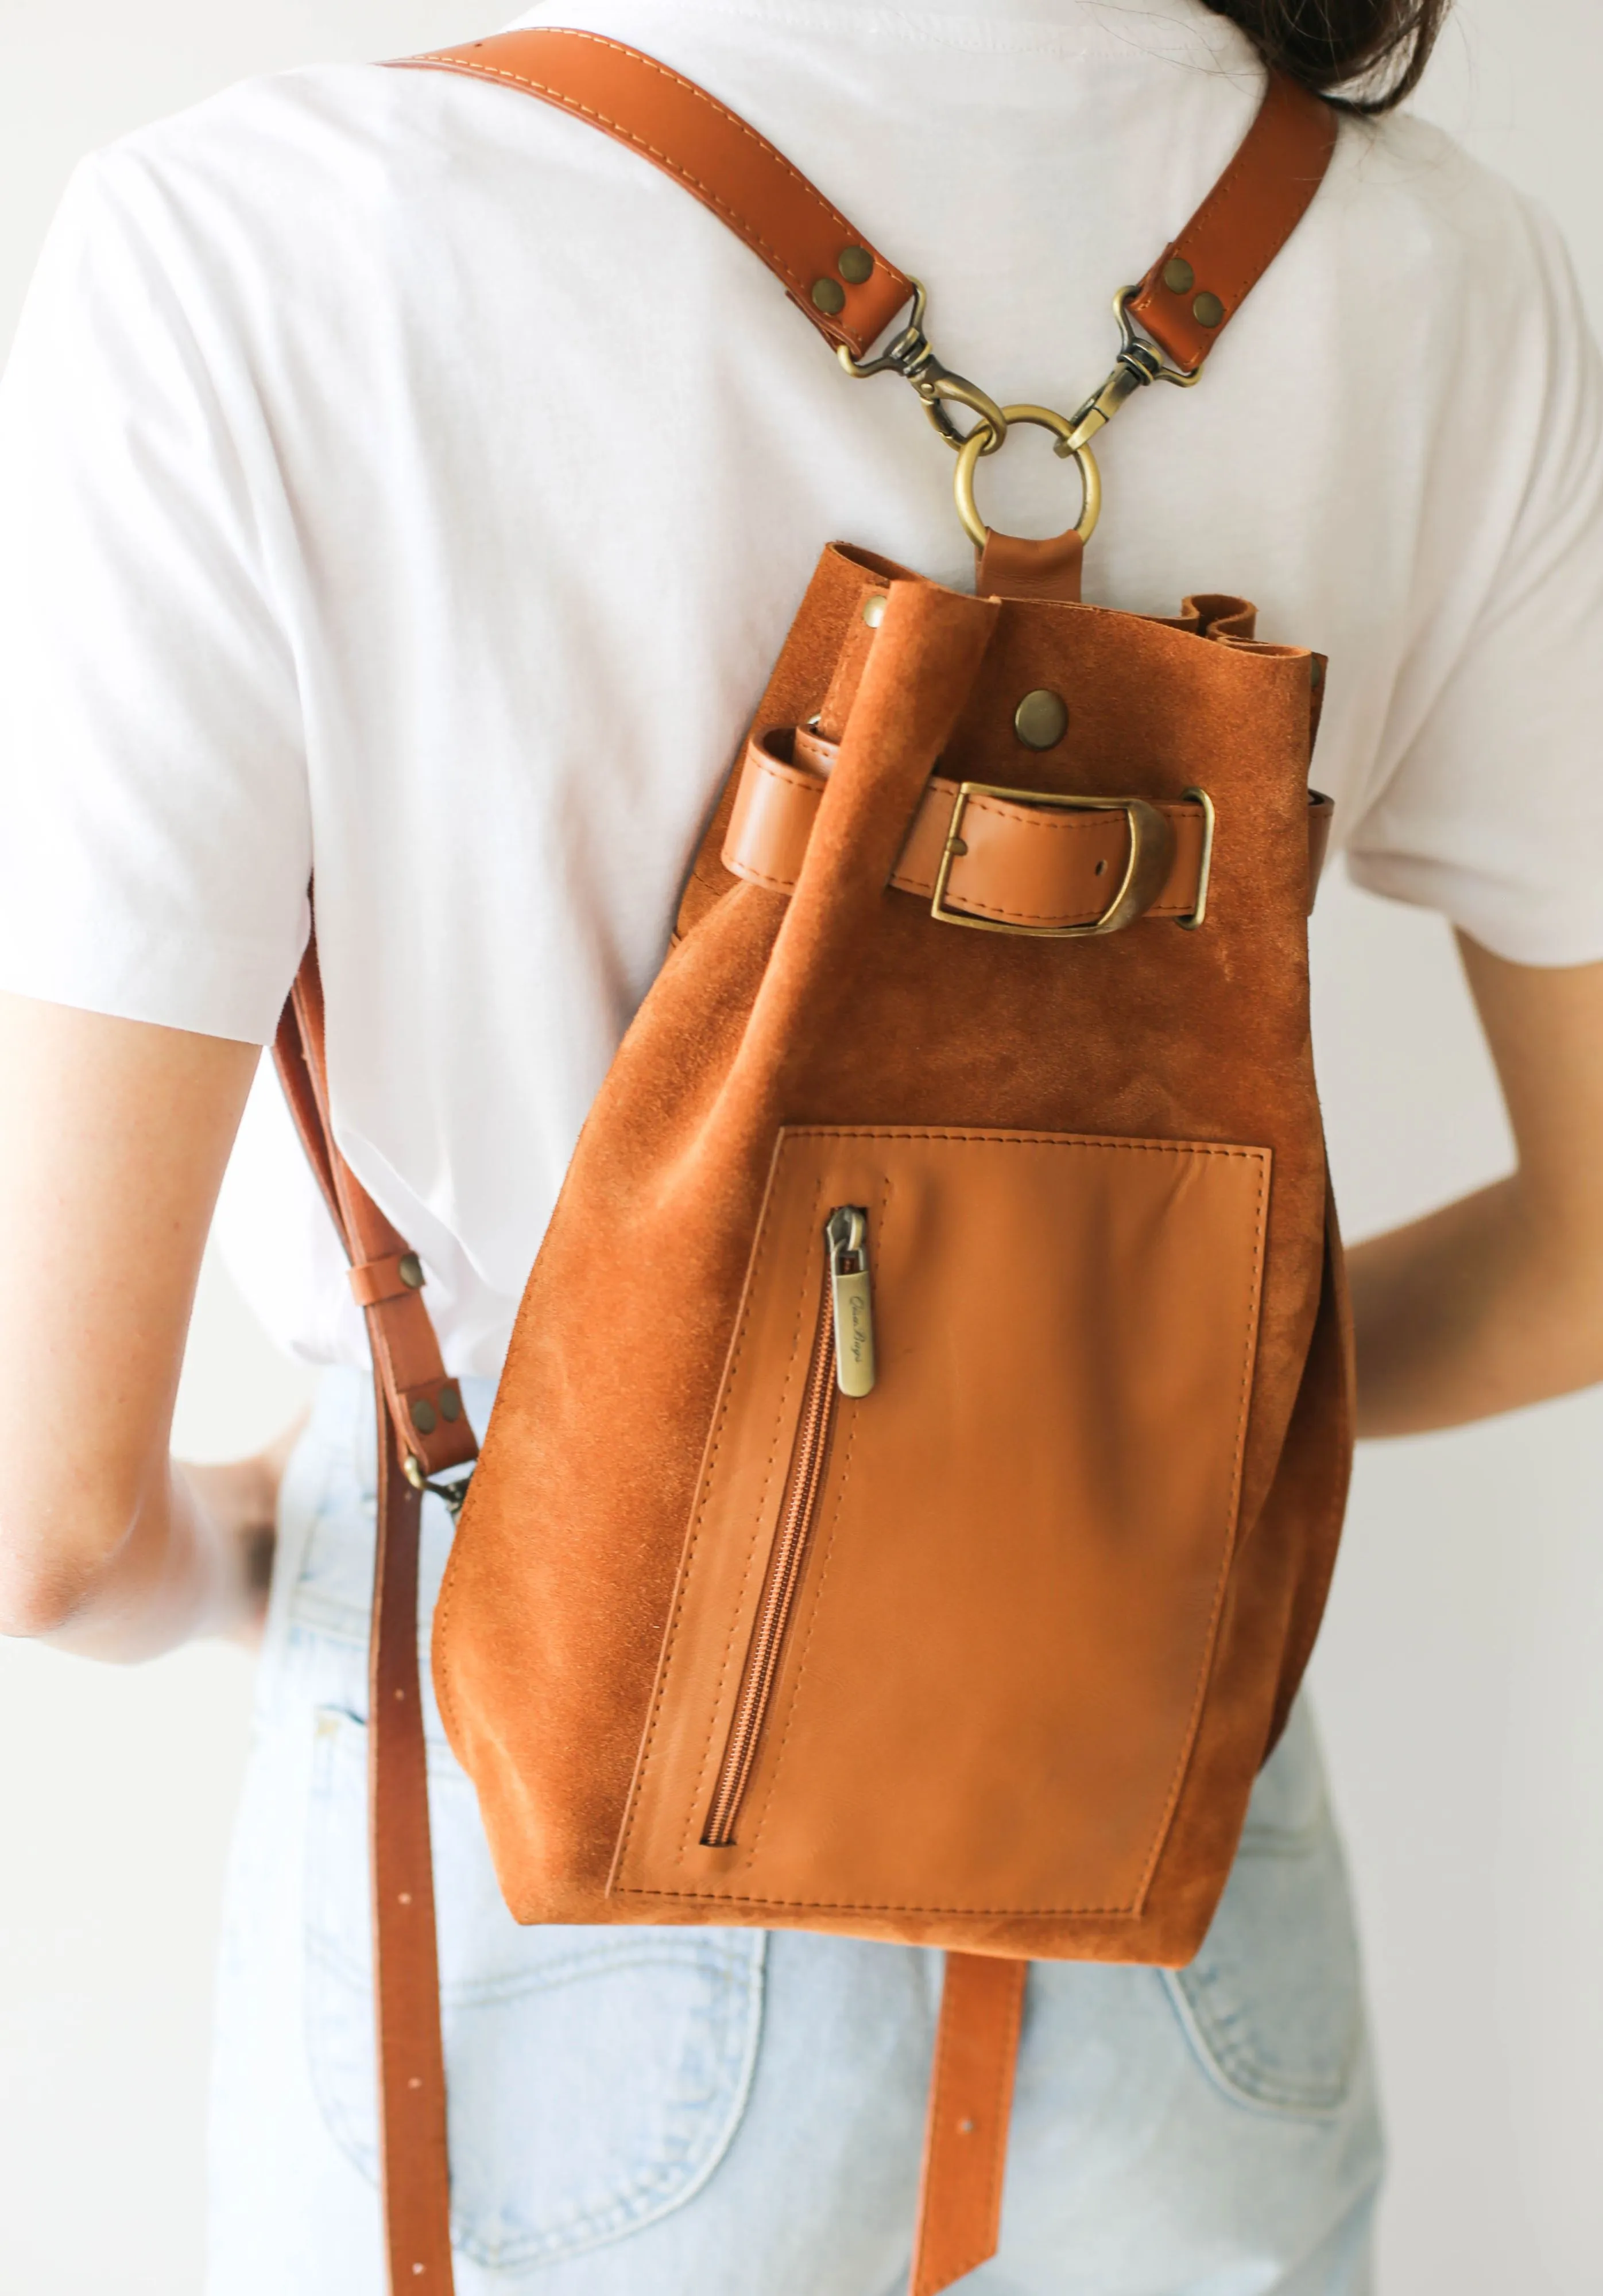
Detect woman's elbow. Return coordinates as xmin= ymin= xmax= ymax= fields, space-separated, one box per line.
xmin=0 ymin=1495 xmax=140 ymax=1640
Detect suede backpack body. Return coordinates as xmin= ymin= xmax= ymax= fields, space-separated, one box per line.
xmin=276 ymin=33 xmax=1348 ymax=2295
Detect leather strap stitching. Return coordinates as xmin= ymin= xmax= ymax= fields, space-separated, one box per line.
xmin=409 ymin=37 xmax=880 ymax=308
xmin=1129 ymin=1150 xmax=1268 ymax=1909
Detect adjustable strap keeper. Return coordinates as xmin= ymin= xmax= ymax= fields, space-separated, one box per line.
xmin=349 ymin=1251 xmax=427 ymax=1308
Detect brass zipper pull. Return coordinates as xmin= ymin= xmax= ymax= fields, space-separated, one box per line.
xmin=826 ymin=1206 xmax=876 ymax=1398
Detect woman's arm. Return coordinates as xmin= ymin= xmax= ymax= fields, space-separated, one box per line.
xmin=0 ymin=989 xmax=270 ymax=1659
xmin=3 ymin=936 xmax=1598 ymax=1659
xmin=1348 ymin=938 xmax=1603 ymax=1436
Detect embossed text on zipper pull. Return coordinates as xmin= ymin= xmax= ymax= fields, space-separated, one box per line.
xmin=826 ymin=1205 xmax=876 ymax=1398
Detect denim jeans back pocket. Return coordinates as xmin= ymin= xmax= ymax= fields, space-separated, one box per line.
xmin=305 ymin=1707 xmax=765 ymax=2272
xmin=1164 ymin=1701 xmax=1364 ymax=2116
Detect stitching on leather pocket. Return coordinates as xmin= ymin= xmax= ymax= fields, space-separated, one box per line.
xmin=615 ymin=1124 xmax=1270 ymax=1921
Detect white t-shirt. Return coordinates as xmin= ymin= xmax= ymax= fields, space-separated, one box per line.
xmin=3 ymin=0 xmax=1602 ymax=1374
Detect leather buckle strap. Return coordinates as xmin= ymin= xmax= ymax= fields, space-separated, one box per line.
xmin=931 ymin=784 xmax=1174 ymax=938
xmin=722 ymin=727 xmax=1335 ymax=926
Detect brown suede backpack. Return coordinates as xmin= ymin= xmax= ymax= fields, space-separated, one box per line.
xmin=276 ymin=31 xmax=1348 ymax=2295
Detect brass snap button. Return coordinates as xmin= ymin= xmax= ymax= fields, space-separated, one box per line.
xmin=1014 ymin=689 xmax=1069 ymax=750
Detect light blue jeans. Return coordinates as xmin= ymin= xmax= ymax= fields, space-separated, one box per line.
xmin=207 ymin=1368 xmax=1383 ymax=2295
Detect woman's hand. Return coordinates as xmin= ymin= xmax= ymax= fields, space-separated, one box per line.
xmin=1348 ymin=938 xmax=1603 ymax=1437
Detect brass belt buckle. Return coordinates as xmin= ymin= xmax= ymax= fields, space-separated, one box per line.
xmin=929 ymin=785 xmax=1175 ymax=938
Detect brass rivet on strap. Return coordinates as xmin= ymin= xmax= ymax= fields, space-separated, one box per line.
xmin=1192 ymin=290 xmax=1225 ymax=329
xmin=838 ymin=246 xmax=873 ymax=285
xmin=438 ymin=1382 xmax=462 ymax=1424
xmin=1013 ymin=689 xmax=1069 ymax=751
xmin=410 ymin=1397 xmax=438 ymax=1436
xmin=811 ymin=277 xmax=846 ymax=316
xmin=1163 ymin=256 xmax=1195 ymax=295
xmin=397 ymin=1252 xmax=424 ymax=1289
xmin=862 ymin=592 xmax=887 ymax=627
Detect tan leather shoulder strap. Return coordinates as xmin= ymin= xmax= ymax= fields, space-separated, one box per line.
xmin=393 ymin=32 xmax=1334 ymax=382
xmin=1126 ymin=72 xmax=1338 ymax=373
xmin=276 ymin=942 xmax=478 ymax=1484
xmin=391 ymin=29 xmax=914 ymax=360
xmin=275 ymin=937 xmax=474 ymax=2296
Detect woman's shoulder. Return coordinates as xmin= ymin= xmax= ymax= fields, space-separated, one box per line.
xmin=1326 ymin=107 xmax=1577 ymax=337
xmin=62 ymin=56 xmax=508 ymax=305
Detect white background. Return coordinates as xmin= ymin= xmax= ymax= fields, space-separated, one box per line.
xmin=1 ymin=3 xmax=1599 ymax=2289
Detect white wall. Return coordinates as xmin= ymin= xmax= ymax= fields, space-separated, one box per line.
xmin=1 ymin=4 xmax=1598 ymax=2290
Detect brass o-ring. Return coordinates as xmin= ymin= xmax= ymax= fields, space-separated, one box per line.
xmin=952 ymin=402 xmax=1102 ymax=550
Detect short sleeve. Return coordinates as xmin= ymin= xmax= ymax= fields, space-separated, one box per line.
xmin=1345 ymin=198 xmax=1603 ymax=967
xmin=0 ymin=152 xmax=308 ymax=1043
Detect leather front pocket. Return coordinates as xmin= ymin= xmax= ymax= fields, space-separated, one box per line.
xmin=612 ymin=1125 xmax=1269 ymax=1922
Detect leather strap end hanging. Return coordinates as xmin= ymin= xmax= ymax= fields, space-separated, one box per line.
xmin=1126 ymin=73 xmax=1337 ymax=374
xmin=370 ymin=1413 xmax=458 ymax=2296
xmin=909 ymin=1954 xmax=1029 ymax=2296
xmin=390 ymin=30 xmax=915 ymax=362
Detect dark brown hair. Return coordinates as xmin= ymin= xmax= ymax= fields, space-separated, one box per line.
xmin=1206 ymin=0 xmax=1452 ymax=113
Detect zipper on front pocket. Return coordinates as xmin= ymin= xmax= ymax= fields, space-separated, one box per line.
xmin=701 ymin=1206 xmax=874 ymax=1848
